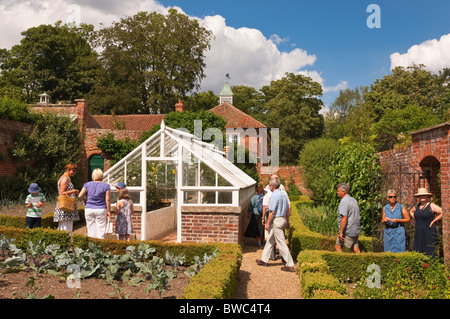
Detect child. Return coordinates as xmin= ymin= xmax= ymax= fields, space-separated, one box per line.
xmin=25 ymin=183 xmax=46 ymax=228
xmin=114 ymin=188 xmax=134 ymax=241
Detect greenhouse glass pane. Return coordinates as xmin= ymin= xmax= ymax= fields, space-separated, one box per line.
xmin=107 ymin=168 xmax=125 ymax=188
xmin=183 ymin=191 xmax=199 ymax=204
xmin=218 ymin=192 xmax=233 ymax=204
xmin=126 ymin=153 xmax=142 ymax=187
xmin=200 ymin=162 xmax=216 ymax=187
xmin=201 ymin=192 xmax=216 ymax=204
xmin=217 ymin=174 xmax=232 ymax=187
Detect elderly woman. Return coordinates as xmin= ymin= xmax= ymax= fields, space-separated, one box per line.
xmin=381 ymin=189 xmax=410 ymax=253
xmin=78 ymin=168 xmax=111 ymax=239
xmin=54 ymin=163 xmax=80 ymax=234
xmin=410 ymin=188 xmax=443 ymax=258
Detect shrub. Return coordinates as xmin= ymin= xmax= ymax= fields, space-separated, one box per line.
xmin=298 ymin=137 xmax=340 ymax=203
xmin=301 ymin=271 xmax=347 ymax=299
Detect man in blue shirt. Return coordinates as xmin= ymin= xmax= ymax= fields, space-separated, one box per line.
xmin=256 ymin=178 xmax=295 ymax=272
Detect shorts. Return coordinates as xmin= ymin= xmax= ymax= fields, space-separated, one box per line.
xmin=336 ymin=234 xmax=359 ymax=249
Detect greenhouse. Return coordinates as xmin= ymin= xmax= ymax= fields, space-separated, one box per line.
xmin=103 ymin=121 xmax=257 ymax=243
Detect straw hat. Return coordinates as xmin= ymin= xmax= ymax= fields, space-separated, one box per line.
xmin=414 ymin=188 xmax=432 ymax=197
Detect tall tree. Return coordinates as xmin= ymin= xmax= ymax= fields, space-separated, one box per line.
xmin=89 ymin=9 xmax=213 ymax=115
xmin=262 ymin=72 xmax=324 ymax=165
xmin=0 ymin=22 xmax=99 ymax=103
xmin=364 ymin=65 xmax=443 ymax=121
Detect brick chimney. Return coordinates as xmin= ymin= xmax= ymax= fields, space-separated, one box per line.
xmin=75 ymin=99 xmax=88 ymax=132
xmin=175 ymin=100 xmax=185 ymax=112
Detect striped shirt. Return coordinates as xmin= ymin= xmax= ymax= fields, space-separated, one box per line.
xmin=25 ymin=193 xmax=46 ymax=218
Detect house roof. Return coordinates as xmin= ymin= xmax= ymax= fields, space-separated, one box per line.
xmin=92 ymin=114 xmax=166 ymax=131
xmin=91 ymin=103 xmax=266 ymax=131
xmin=209 ymin=102 xmax=266 ymax=129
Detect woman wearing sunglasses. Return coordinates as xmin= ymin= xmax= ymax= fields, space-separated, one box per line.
xmin=381 ymin=189 xmax=410 ymax=253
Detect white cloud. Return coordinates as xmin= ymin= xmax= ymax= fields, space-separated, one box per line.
xmin=390 ymin=33 xmax=450 ymax=74
xmin=0 ymin=0 xmax=346 ymax=98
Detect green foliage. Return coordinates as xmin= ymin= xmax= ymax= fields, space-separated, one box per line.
xmin=353 ymin=258 xmax=450 ymax=299
xmin=89 ymin=9 xmax=213 ymax=115
xmin=262 ymin=72 xmax=325 ymax=164
xmin=298 ymin=137 xmax=340 ymax=203
xmin=298 ymin=205 xmax=338 ymax=237
xmin=0 ymin=97 xmax=37 ymax=123
xmin=324 ymin=143 xmax=382 ymax=235
xmin=9 ymin=111 xmax=82 ymax=198
xmin=372 ymin=104 xmax=441 ymax=151
xmin=0 ymin=22 xmax=99 ymax=103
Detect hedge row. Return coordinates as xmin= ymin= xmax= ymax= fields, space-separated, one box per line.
xmin=297 ymin=249 xmax=431 ymax=298
xmin=0 ymin=225 xmax=242 ymax=299
xmin=289 ymin=200 xmax=431 ymax=299
xmin=0 ymin=209 xmax=86 ymax=229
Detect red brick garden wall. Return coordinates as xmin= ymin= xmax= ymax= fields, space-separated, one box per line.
xmin=378 ymin=123 xmax=450 ymax=267
xmin=0 ymin=119 xmax=32 ymax=177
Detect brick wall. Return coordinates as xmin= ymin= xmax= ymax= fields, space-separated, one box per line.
xmin=180 ymin=205 xmax=248 ymax=244
xmin=0 ymin=119 xmax=32 ymax=177
xmin=377 ymin=123 xmax=450 ymax=267
xmin=257 ymin=164 xmax=309 ymax=196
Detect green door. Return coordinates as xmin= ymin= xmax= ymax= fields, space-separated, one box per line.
xmin=88 ymin=154 xmax=104 ymax=181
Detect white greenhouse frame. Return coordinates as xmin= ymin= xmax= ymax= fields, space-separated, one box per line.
xmin=103 ymin=121 xmax=257 ymax=242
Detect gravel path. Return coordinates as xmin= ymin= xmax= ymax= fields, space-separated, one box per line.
xmin=232 ymin=237 xmax=302 ymax=299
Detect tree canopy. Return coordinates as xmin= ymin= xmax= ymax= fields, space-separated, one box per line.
xmin=0 ymin=22 xmax=99 ymax=103
xmin=88 ymin=9 xmax=213 ymax=115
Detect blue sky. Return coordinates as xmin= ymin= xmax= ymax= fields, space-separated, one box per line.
xmin=157 ymin=0 xmax=450 ymax=107
xmin=1 ymin=0 xmax=450 ymax=109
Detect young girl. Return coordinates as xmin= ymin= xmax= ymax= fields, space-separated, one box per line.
xmin=114 ymin=188 xmax=134 ymax=241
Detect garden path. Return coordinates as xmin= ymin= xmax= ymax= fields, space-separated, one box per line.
xmin=75 ymin=226 xmax=302 ymax=299
xmin=232 ymin=236 xmax=302 ymax=299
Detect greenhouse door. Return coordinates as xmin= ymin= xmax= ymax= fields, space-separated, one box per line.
xmin=88 ymin=154 xmax=104 ymax=181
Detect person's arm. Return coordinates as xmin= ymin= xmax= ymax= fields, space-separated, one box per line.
xmin=393 ymin=205 xmax=410 ymax=224
xmin=339 ymin=216 xmax=348 ymax=241
xmin=105 ymin=190 xmax=111 ymax=217
xmin=409 ymin=206 xmax=416 ymax=220
xmin=78 ymin=187 xmax=86 ymax=200
xmin=265 ymin=211 xmax=274 ymax=231
xmin=60 ymin=175 xmax=79 ymax=196
xmin=381 ymin=207 xmax=389 ymax=224
xmin=262 ymin=206 xmax=268 ymax=225
xmin=430 ymin=203 xmax=443 ymax=227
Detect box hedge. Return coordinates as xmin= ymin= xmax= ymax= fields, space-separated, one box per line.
xmin=0 ymin=224 xmax=241 ymax=299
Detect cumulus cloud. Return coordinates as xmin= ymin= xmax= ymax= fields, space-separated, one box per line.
xmin=390 ymin=33 xmax=450 ymax=74
xmin=0 ymin=0 xmax=345 ymax=97
xmin=197 ymin=15 xmax=319 ymax=92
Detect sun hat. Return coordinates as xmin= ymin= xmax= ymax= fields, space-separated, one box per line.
xmin=28 ymin=183 xmax=41 ymax=193
xmin=414 ymin=187 xmax=432 ymax=197
xmin=115 ymin=182 xmax=126 ymax=189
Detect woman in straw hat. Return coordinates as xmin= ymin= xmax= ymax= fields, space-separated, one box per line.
xmin=409 ymin=187 xmax=443 ymax=257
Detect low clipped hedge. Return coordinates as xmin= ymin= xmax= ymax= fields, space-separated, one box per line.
xmin=0 ymin=225 xmax=242 ymax=299
xmin=181 ymin=244 xmax=242 ymax=299
xmin=288 ymin=201 xmax=372 ymax=258
xmin=296 ymin=249 xmax=432 ymax=298
xmin=0 ymin=208 xmax=86 ymax=229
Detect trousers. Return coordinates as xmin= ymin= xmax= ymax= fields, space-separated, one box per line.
xmin=261 ymin=216 xmax=294 ymax=267
xmin=85 ymin=208 xmax=108 ymax=239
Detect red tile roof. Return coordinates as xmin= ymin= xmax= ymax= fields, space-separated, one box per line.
xmin=92 ymin=114 xmax=166 ymax=131
xmin=209 ymin=102 xmax=266 ymax=129
xmin=90 ymin=102 xmax=265 ymax=131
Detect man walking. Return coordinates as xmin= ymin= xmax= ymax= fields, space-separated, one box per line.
xmin=335 ymin=182 xmax=361 ymax=253
xmin=256 ymin=178 xmax=295 ymax=272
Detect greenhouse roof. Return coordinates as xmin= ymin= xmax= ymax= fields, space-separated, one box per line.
xmin=103 ymin=120 xmax=257 ymax=190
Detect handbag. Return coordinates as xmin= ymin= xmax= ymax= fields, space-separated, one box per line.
xmin=57 ymin=194 xmax=76 ymax=212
